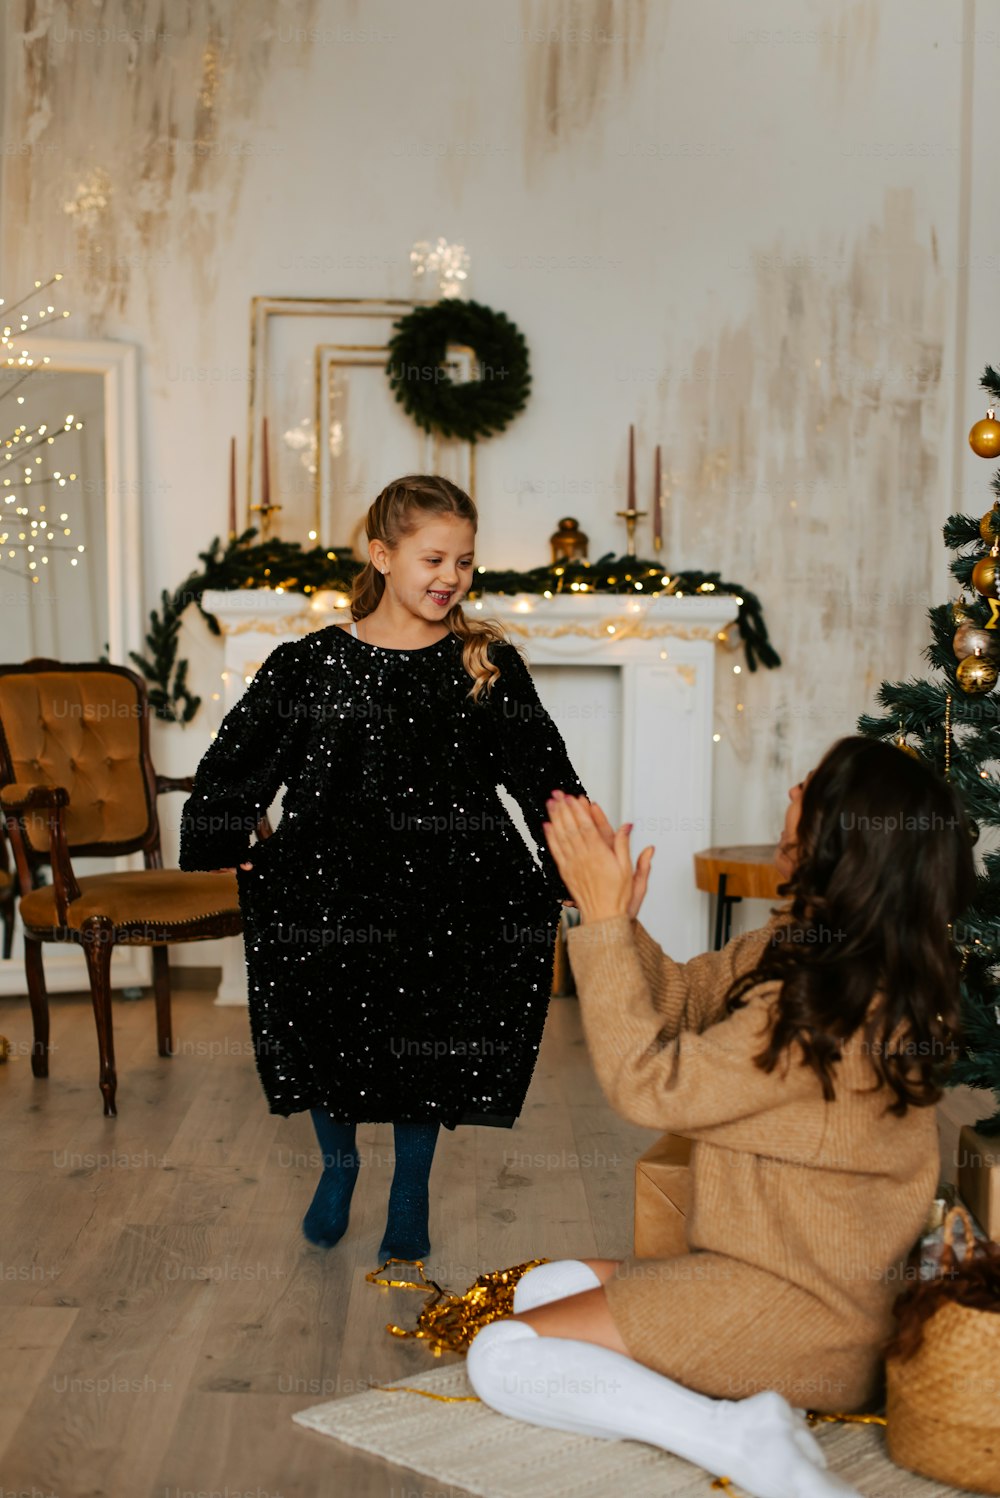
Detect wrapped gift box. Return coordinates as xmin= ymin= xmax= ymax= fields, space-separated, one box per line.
xmin=633 ymin=1133 xmax=692 ymax=1258
xmin=957 ymin=1124 xmax=1000 ymax=1242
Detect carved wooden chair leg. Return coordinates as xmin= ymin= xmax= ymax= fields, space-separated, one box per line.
xmin=1 ymin=897 xmax=15 ymax=959
xmin=82 ymin=917 xmax=118 ymax=1116
xmin=151 ymin=943 xmax=173 ymax=1057
xmin=23 ymin=935 xmax=50 ymax=1078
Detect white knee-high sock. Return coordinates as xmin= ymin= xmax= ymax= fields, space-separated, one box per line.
xmin=512 ymin=1259 xmax=602 ymax=1313
xmin=466 ymin=1320 xmax=859 ymax=1498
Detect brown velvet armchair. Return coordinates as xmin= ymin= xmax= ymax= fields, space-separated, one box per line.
xmin=0 ymin=659 xmax=248 ymax=1116
xmin=0 ymin=826 xmax=16 ymax=957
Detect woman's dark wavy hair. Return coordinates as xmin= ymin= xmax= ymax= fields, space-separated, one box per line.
xmin=725 ymin=736 xmax=977 ymax=1115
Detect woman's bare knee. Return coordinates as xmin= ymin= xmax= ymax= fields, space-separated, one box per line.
xmin=579 ymin=1258 xmax=622 ymax=1284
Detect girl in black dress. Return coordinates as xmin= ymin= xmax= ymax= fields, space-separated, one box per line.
xmin=179 ymin=475 xmax=588 ymax=1260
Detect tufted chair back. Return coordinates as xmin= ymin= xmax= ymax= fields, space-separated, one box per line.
xmin=0 ymin=661 xmax=159 ymax=859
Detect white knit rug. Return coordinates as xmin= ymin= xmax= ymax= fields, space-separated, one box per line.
xmin=292 ymin=1362 xmax=963 ymax=1497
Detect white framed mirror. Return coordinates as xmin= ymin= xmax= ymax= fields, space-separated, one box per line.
xmin=0 ymin=336 xmax=148 ymax=995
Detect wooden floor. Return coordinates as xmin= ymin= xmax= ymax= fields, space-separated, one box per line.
xmin=0 ymin=976 xmax=660 ymax=1498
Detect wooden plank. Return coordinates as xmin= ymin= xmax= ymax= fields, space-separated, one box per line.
xmin=0 ymin=1305 xmax=78 ymax=1461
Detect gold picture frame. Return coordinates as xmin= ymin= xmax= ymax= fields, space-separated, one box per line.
xmin=248 ymin=296 xmax=473 ymax=545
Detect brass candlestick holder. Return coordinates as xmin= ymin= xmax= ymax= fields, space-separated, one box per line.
xmin=250 ymin=499 xmax=283 ymax=542
xmin=615 ymin=508 xmax=647 ymax=557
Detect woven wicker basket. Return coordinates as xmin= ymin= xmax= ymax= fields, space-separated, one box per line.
xmin=886 ymin=1205 xmax=1000 ymax=1494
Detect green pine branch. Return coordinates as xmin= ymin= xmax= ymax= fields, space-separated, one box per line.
xmin=981 ymin=364 xmax=1000 ymax=405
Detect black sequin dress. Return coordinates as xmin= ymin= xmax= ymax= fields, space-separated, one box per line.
xmin=179 ymin=625 xmax=588 ymax=1129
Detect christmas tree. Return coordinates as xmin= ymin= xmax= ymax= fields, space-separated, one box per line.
xmin=858 ymin=366 xmax=1000 ymax=1134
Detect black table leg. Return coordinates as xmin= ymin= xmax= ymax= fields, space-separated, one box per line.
xmin=723 ymin=892 xmax=741 ymax=945
xmin=713 ymin=873 xmax=728 ymax=950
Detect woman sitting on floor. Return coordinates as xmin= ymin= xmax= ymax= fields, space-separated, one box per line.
xmin=466 ymin=736 xmax=975 ymax=1498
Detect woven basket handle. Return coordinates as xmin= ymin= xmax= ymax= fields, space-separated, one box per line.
xmin=941 ymin=1202 xmax=977 ymax=1265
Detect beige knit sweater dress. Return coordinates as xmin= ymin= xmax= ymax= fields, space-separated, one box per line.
xmin=565 ymin=908 xmax=938 ymax=1413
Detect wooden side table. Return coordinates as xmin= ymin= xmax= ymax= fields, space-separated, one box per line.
xmin=693 ymin=845 xmax=782 ymax=950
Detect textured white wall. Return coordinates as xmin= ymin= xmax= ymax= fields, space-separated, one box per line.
xmin=2 ymin=0 xmax=999 ymax=944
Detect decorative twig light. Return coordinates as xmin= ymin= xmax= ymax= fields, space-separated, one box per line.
xmin=0 ymin=275 xmax=81 ymax=578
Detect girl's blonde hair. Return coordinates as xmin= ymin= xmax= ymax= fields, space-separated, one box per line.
xmin=348 ymin=474 xmax=509 ymax=701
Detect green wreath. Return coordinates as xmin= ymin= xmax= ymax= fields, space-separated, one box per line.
xmin=386 ymin=299 xmax=531 ymax=441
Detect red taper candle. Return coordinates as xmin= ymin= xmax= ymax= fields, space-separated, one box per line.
xmin=627 ymin=423 xmax=635 ymax=510
xmin=261 ymin=417 xmax=271 ymax=507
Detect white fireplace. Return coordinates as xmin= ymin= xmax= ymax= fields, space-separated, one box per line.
xmin=202 ymin=587 xmax=738 ymax=1002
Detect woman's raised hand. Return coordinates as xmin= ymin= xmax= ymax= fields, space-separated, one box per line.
xmin=543 ymin=792 xmax=654 ymax=924
xmin=587 ymin=801 xmax=655 ymax=920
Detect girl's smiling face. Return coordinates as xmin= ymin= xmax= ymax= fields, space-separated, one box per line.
xmin=371 ymin=514 xmax=476 ymax=622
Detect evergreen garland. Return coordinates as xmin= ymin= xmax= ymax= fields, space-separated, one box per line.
xmin=471 ymin=553 xmax=781 ymax=672
xmin=130 ymin=534 xmax=779 ymax=726
xmin=129 ymin=529 xmax=360 ymax=724
xmin=385 ymin=300 xmax=531 ymax=441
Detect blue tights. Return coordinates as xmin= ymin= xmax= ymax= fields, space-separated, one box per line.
xmin=379 ymin=1121 xmax=439 ymax=1261
xmin=302 ymin=1111 xmax=360 ymax=1248
xmin=302 ymin=1111 xmax=439 ymax=1259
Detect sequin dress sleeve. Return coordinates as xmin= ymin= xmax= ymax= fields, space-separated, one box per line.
xmin=489 ymin=641 xmax=589 ymax=903
xmin=178 ymin=639 xmax=307 ymax=871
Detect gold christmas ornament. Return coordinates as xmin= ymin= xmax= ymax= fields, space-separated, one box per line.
xmin=893 ymin=733 xmax=921 ymax=760
xmin=953 ymin=623 xmax=1000 ymax=661
xmin=980 ymin=504 xmax=1000 ymax=543
xmin=956 ymin=650 xmax=999 ymax=696
xmin=951 ymin=594 xmax=975 ymax=625
xmin=969 ymin=407 xmax=1000 ymax=459
xmin=971 ymin=553 xmax=1000 ymax=599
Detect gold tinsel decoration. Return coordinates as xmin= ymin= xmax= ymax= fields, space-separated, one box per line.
xmin=366 ymin=1256 xmax=550 ymax=1355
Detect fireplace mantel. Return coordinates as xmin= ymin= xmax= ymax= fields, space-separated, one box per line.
xmin=202 ymin=588 xmax=739 ymax=1000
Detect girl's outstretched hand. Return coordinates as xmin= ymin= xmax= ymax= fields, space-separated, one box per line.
xmin=543 ymin=792 xmax=654 ymax=924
